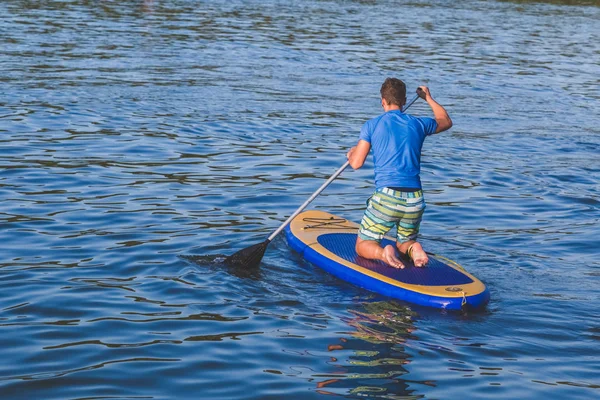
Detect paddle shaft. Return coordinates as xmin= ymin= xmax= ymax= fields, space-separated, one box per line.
xmin=266 ymin=92 xmax=421 ymax=242
xmin=267 ymin=161 xmax=349 ymax=241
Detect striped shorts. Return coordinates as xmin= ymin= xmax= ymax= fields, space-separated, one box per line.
xmin=358 ymin=187 xmax=426 ymax=243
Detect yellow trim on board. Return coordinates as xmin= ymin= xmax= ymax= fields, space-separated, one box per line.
xmin=290 ymin=210 xmax=487 ymax=298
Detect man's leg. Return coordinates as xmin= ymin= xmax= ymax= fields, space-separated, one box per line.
xmin=395 ymin=190 xmax=428 ymax=267
xmin=356 ymin=237 xmax=405 ymax=269
xmin=357 ymin=188 xmax=418 ymax=269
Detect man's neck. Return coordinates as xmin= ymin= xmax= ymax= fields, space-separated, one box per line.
xmin=383 ymin=104 xmax=402 ymax=112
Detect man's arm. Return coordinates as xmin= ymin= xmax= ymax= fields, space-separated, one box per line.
xmin=418 ymin=86 xmax=452 ymax=134
xmin=347 ymin=139 xmax=371 ymax=169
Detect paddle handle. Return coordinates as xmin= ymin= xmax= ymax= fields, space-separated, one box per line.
xmin=266 ymin=92 xmax=421 ymax=242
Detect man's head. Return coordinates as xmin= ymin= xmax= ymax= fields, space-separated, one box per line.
xmin=380 ymin=78 xmax=406 ymax=108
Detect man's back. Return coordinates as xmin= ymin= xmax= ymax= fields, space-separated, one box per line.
xmin=360 ymin=110 xmax=437 ymax=189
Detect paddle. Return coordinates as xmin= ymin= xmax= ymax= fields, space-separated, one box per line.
xmin=224 ymin=91 xmax=422 ymax=268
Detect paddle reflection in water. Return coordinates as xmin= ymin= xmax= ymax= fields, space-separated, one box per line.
xmin=316 ymin=301 xmax=432 ymax=398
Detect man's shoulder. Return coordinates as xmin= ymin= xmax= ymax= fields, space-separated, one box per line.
xmin=401 ymin=113 xmax=436 ymax=129
xmin=367 ymin=112 xmax=387 ymax=123
xmin=364 ymin=112 xmax=389 ymax=129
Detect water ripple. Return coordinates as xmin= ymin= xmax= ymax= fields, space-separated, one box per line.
xmin=1 ymin=0 xmax=599 ymax=399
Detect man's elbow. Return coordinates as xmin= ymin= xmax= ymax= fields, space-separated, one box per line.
xmin=445 ymin=118 xmax=453 ymax=130
xmin=436 ymin=117 xmax=452 ymax=133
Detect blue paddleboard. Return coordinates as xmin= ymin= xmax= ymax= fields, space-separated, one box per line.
xmin=284 ymin=210 xmax=489 ymax=310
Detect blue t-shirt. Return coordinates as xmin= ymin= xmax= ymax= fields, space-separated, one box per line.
xmin=359 ymin=110 xmax=437 ymax=190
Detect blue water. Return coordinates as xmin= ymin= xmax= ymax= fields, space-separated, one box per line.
xmin=1 ymin=0 xmax=599 ymax=398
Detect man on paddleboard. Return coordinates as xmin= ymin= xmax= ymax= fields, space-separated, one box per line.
xmin=347 ymin=78 xmax=452 ymax=269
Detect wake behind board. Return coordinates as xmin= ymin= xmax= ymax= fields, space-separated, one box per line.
xmin=284 ymin=210 xmax=489 ymax=310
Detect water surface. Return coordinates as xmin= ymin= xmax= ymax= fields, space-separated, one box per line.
xmin=1 ymin=0 xmax=599 ymax=399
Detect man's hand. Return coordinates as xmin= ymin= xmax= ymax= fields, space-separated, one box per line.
xmin=417 ymin=86 xmax=432 ymax=100
xmin=346 ymin=146 xmax=356 ymax=160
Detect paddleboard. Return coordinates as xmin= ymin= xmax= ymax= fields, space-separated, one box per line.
xmin=284 ymin=210 xmax=489 ymax=310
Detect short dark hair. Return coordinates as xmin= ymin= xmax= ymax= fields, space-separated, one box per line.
xmin=380 ymin=78 xmax=406 ymax=106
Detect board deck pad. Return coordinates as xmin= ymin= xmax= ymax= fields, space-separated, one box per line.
xmin=284 ymin=210 xmax=490 ymax=310
xmin=317 ymin=233 xmax=474 ymax=286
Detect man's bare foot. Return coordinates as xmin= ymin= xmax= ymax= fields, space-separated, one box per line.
xmin=382 ymin=245 xmax=405 ymax=269
xmin=408 ymin=242 xmax=428 ymax=267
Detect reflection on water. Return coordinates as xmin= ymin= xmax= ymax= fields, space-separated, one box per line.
xmin=1 ymin=0 xmax=599 ymax=399
xmin=342 ymin=302 xmax=417 ymax=345
xmin=317 ymin=302 xmax=419 ymax=398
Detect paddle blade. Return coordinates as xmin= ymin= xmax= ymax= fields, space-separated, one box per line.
xmin=224 ymin=240 xmax=270 ymax=268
